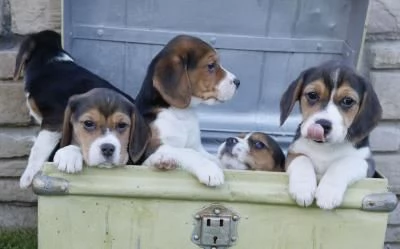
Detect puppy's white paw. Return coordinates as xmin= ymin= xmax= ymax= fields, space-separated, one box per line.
xmin=19 ymin=166 xmax=37 ymax=189
xmin=195 ymin=161 xmax=225 ymax=187
xmin=54 ymin=145 xmax=83 ymax=174
xmin=315 ymin=182 xmax=346 ymax=210
xmin=144 ymin=153 xmax=179 ymax=170
xmin=289 ymin=177 xmax=317 ymax=207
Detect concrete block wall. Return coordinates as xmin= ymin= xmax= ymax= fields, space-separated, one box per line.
xmin=0 ymin=1 xmax=399 ymax=248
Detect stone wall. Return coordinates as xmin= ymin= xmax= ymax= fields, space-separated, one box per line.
xmin=0 ymin=0 xmax=399 ymax=247
xmin=367 ymin=1 xmax=400 ymax=248
xmin=0 ymin=0 xmax=60 ymax=228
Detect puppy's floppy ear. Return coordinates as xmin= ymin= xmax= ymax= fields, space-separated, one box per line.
xmin=279 ymin=72 xmax=307 ymax=126
xmin=59 ymin=101 xmax=74 ymax=148
xmin=153 ymin=54 xmax=191 ymax=108
xmin=347 ymin=76 xmax=382 ymax=143
xmin=14 ymin=36 xmax=36 ymax=81
xmin=129 ymin=107 xmax=151 ymax=163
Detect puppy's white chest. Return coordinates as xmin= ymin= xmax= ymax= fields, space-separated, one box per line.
xmin=155 ymin=107 xmax=201 ymax=148
xmin=290 ymin=138 xmax=370 ymax=176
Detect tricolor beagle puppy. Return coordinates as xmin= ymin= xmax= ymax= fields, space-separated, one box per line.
xmin=14 ymin=30 xmax=138 ymax=188
xmin=136 ymin=35 xmax=240 ymax=186
xmin=217 ymin=132 xmax=285 ymax=171
xmin=280 ymin=60 xmax=382 ymax=210
xmin=54 ymin=88 xmax=150 ymax=171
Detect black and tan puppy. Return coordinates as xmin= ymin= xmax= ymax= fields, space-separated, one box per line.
xmin=135 ymin=35 xmax=240 ymax=186
xmin=53 ymin=88 xmax=150 ymax=172
xmin=217 ymin=132 xmax=285 ymax=172
xmin=280 ymin=60 xmax=382 ymax=210
xmin=14 ymin=30 xmax=138 ymax=188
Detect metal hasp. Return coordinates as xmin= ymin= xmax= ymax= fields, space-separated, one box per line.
xmin=361 ymin=192 xmax=398 ymax=212
xmin=192 ymin=204 xmax=240 ymax=249
xmin=32 ymin=174 xmax=69 ymax=196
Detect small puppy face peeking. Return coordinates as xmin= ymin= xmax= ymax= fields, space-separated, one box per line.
xmin=153 ymin=35 xmax=240 ymax=108
xmin=217 ymin=132 xmax=285 ymax=171
xmin=280 ymin=61 xmax=382 ymax=145
xmin=60 ymin=88 xmax=150 ymax=167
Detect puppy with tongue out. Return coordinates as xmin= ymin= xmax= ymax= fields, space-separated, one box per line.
xmin=280 ymin=60 xmax=382 ymax=210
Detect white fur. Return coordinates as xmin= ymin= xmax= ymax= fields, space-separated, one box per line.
xmin=287 ymin=155 xmax=317 ymax=207
xmin=300 ymin=99 xmax=346 ymax=143
xmin=143 ymin=98 xmax=226 ymax=186
xmin=87 ymin=131 xmax=123 ymax=167
xmin=145 ymin=145 xmax=224 ymax=186
xmin=217 ymin=133 xmax=251 ymax=170
xmin=287 ymin=137 xmax=370 ymax=209
xmin=25 ymin=92 xmax=42 ymax=124
xmin=20 ymin=130 xmax=61 ymax=188
xmin=54 ymin=145 xmax=83 ymax=173
xmin=143 ymin=63 xmax=238 ymax=186
xmin=216 ymin=66 xmax=237 ymax=102
xmin=50 ymin=52 xmax=74 ymax=63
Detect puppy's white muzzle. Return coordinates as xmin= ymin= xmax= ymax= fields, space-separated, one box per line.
xmin=88 ymin=132 xmax=121 ymax=167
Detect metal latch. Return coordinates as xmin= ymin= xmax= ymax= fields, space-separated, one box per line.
xmin=191 ymin=204 xmax=240 ymax=249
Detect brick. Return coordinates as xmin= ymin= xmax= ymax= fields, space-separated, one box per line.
xmin=0 ymin=204 xmax=36 ymax=228
xmin=0 ymin=158 xmax=27 ymax=177
xmin=0 ymin=127 xmax=37 ymax=158
xmin=367 ymin=0 xmax=400 ymax=35
xmin=370 ymin=42 xmax=400 ymax=69
xmin=0 ymin=82 xmax=30 ymax=125
xmin=375 ymin=154 xmax=400 ymax=194
xmin=389 ymin=198 xmax=400 ymax=225
xmin=0 ymin=50 xmax=17 ymax=80
xmin=370 ymin=124 xmax=400 ymax=152
xmin=370 ymin=72 xmax=400 ymax=120
xmin=0 ymin=179 xmax=36 ymax=202
xmin=10 ymin=0 xmax=61 ymax=35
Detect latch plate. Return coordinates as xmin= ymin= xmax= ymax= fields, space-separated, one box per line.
xmin=191 ymin=204 xmax=240 ymax=249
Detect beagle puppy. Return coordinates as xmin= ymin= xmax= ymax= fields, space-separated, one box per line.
xmin=14 ymin=30 xmax=137 ymax=188
xmin=135 ymin=35 xmax=240 ymax=186
xmin=280 ymin=60 xmax=382 ymax=210
xmin=53 ymin=88 xmax=150 ymax=172
xmin=217 ymin=132 xmax=285 ymax=171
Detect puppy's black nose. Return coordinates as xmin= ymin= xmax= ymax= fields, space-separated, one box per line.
xmin=101 ymin=143 xmax=115 ymax=158
xmin=233 ymin=79 xmax=240 ymax=88
xmin=226 ymin=137 xmax=239 ymax=147
xmin=315 ymin=119 xmax=332 ymax=134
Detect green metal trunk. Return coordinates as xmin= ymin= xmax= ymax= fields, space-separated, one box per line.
xmin=34 ymin=164 xmax=396 ymax=249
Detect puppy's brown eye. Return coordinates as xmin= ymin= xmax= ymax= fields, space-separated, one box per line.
xmin=83 ymin=120 xmax=96 ymax=131
xmin=254 ymin=141 xmax=266 ymax=150
xmin=116 ymin=122 xmax=128 ymax=132
xmin=341 ymin=97 xmax=355 ymax=108
xmin=306 ymin=91 xmax=319 ymax=104
xmin=207 ymin=63 xmax=216 ymax=73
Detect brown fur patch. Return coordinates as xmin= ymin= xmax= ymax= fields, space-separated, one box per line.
xmin=245 ymin=133 xmax=283 ymax=172
xmin=153 ymin=36 xmax=226 ymax=108
xmin=334 ymin=82 xmax=360 ymax=128
xmin=189 ymin=53 xmax=225 ymax=100
xmin=300 ymin=79 xmax=329 ymax=120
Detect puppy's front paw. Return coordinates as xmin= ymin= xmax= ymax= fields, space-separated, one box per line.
xmin=19 ymin=166 xmax=37 ymax=189
xmin=54 ymin=145 xmax=83 ymax=174
xmin=315 ymin=182 xmax=346 ymax=210
xmin=195 ymin=161 xmax=225 ymax=187
xmin=144 ymin=153 xmax=178 ymax=170
xmin=289 ymin=177 xmax=317 ymax=207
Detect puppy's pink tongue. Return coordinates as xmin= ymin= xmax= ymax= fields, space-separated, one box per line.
xmin=307 ymin=124 xmax=325 ymax=141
